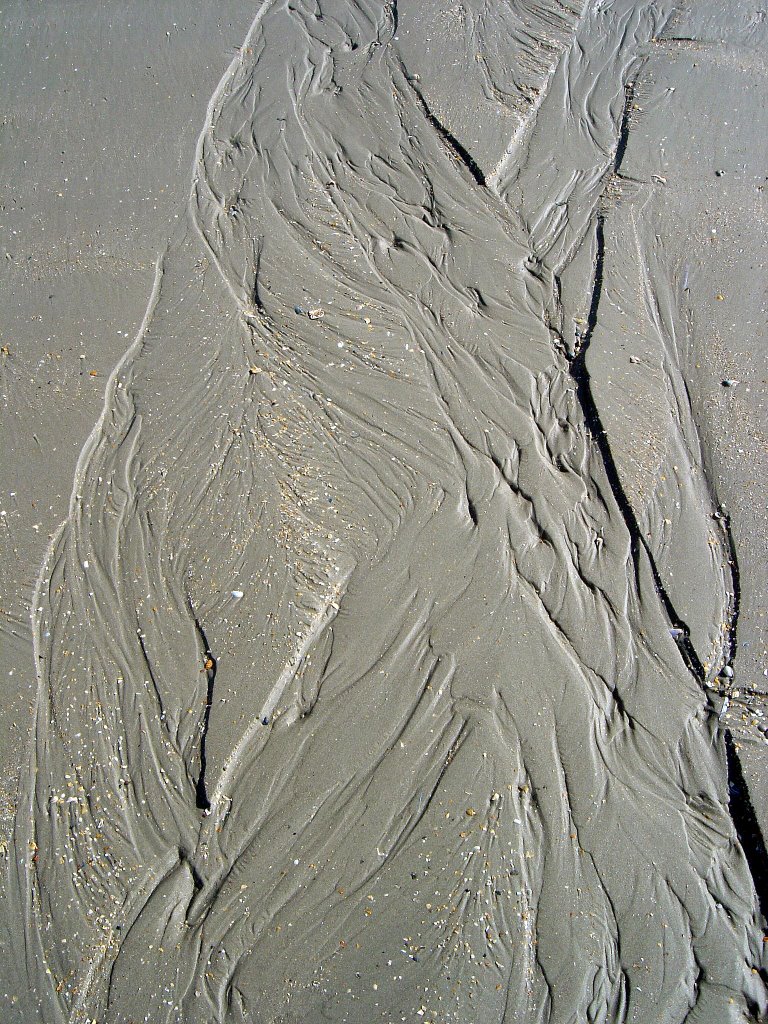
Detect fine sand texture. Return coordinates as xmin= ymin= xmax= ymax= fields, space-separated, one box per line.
xmin=2 ymin=2 xmax=767 ymax=1023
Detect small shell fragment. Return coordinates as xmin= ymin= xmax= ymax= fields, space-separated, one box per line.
xmin=307 ymin=308 xmax=325 ymax=320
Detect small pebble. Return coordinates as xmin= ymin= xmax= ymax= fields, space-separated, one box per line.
xmin=720 ymin=665 xmax=734 ymax=678
xmin=722 ymin=379 xmax=739 ymax=387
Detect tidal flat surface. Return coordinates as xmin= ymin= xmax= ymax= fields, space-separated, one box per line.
xmin=2 ymin=1 xmax=767 ymax=1022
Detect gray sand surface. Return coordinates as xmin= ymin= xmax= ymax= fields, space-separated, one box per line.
xmin=1 ymin=2 xmax=766 ymax=1022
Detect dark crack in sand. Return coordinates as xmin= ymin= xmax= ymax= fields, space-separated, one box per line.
xmin=9 ymin=1 xmax=768 ymax=1022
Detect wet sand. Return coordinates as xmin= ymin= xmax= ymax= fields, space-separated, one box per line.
xmin=1 ymin=2 xmax=767 ymax=1022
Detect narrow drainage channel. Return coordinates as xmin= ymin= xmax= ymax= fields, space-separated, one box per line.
xmin=567 ymin=211 xmax=704 ymax=679
xmin=725 ymin=729 xmax=768 ymax=925
xmin=194 ymin=617 xmax=216 ymax=812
